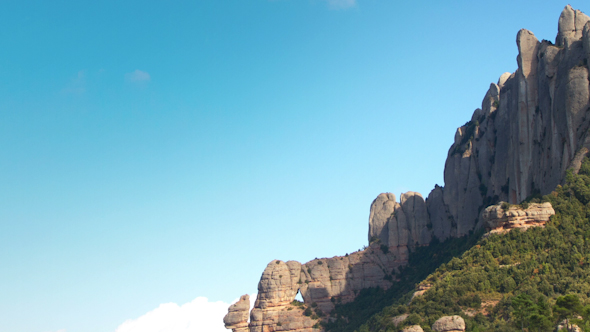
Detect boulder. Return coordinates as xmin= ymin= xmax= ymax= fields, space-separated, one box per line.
xmin=402 ymin=325 xmax=424 ymax=332
xmin=432 ymin=315 xmax=465 ymax=332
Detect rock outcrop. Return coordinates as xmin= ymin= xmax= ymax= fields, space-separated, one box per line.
xmin=556 ymin=5 xmax=590 ymax=47
xmin=368 ymin=192 xmax=431 ymax=250
xmin=432 ymin=316 xmax=465 ymax=332
xmin=224 ymin=295 xmax=250 ymax=332
xmin=557 ymin=319 xmax=583 ymax=332
xmin=367 ymin=4 xmax=590 ymax=240
xmin=226 ymin=6 xmax=590 ymax=332
xmin=402 ymin=325 xmax=424 ymax=332
xmin=482 ymin=202 xmax=555 ymax=234
xmin=410 ymin=284 xmax=432 ymax=301
xmin=248 ymin=260 xmax=319 ymax=332
xmin=244 ymin=246 xmax=407 ymax=332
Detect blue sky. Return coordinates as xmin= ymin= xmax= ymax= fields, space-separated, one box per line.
xmin=1 ymin=1 xmax=587 ymax=331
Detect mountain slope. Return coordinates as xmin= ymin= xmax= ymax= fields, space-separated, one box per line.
xmin=351 ymin=158 xmax=590 ymax=332
xmin=224 ymin=6 xmax=590 ymax=332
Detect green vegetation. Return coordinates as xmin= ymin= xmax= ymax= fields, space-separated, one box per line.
xmin=325 ymin=158 xmax=590 ymax=332
xmin=323 ymin=230 xmax=483 ymax=332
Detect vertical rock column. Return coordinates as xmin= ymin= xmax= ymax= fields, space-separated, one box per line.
xmin=368 ymin=193 xmax=396 ymax=245
xmin=513 ymin=29 xmax=539 ymax=203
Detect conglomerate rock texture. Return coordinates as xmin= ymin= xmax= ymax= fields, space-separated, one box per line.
xmin=243 ymin=247 xmax=407 ymax=332
xmin=224 ymin=295 xmax=251 ymax=332
xmin=431 ymin=315 xmax=466 ymax=332
xmin=482 ymin=202 xmax=555 ymax=233
xmin=225 ymin=6 xmax=590 ymax=332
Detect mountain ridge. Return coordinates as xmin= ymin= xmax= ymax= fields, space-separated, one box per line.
xmin=224 ymin=5 xmax=590 ymax=332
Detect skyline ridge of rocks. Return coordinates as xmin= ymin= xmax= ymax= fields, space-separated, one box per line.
xmin=225 ymin=5 xmax=590 ymax=332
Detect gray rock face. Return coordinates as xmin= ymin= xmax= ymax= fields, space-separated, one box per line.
xmin=557 ymin=5 xmax=590 ymax=47
xmin=298 ymin=244 xmax=406 ymax=314
xmin=584 ymin=22 xmax=590 ymax=74
xmin=432 ymin=316 xmax=465 ymax=332
xmin=249 ymin=260 xmax=318 ymax=332
xmin=226 ymin=6 xmax=590 ymax=332
xmin=223 ymin=295 xmax=250 ymax=332
xmin=368 ymin=193 xmax=396 ymax=244
xmin=368 ymin=4 xmax=590 ymax=243
xmin=426 ymin=186 xmax=453 ymax=241
xmin=248 ymin=247 xmax=407 ymax=332
xmin=367 ymin=191 xmax=431 ymax=249
xmin=254 ymin=260 xmax=301 ymax=309
xmin=400 ymin=192 xmax=431 ymax=246
xmin=438 ymin=5 xmax=590 ymax=236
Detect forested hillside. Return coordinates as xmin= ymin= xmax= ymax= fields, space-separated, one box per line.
xmin=327 ymin=159 xmax=590 ymax=332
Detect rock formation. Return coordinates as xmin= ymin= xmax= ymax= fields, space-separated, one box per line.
xmin=224 ymin=295 xmax=250 ymax=332
xmin=248 ymin=260 xmax=319 ymax=332
xmin=482 ymin=202 xmax=555 ymax=234
xmin=368 ymin=192 xmax=431 ymax=250
xmin=402 ymin=325 xmax=424 ymax=332
xmin=242 ymin=246 xmax=408 ymax=332
xmin=225 ymin=6 xmax=590 ymax=332
xmin=366 ymin=4 xmax=590 ymax=241
xmin=410 ymin=283 xmax=432 ymax=301
xmin=432 ymin=316 xmax=466 ymax=332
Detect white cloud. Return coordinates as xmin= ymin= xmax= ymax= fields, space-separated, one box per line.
xmin=325 ymin=0 xmax=356 ymax=9
xmin=125 ymin=69 xmax=151 ymax=83
xmin=115 ymin=294 xmax=257 ymax=332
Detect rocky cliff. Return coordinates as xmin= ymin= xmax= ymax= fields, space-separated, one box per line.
xmin=481 ymin=202 xmax=555 ymax=234
xmin=369 ymin=4 xmax=590 ymax=244
xmin=225 ymin=6 xmax=590 ymax=332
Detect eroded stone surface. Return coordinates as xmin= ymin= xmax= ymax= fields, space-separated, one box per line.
xmin=368 ymin=191 xmax=431 ymax=250
xmin=411 ymin=284 xmax=432 ymax=301
xmin=557 ymin=5 xmax=590 ymax=47
xmin=368 ymin=193 xmax=396 ymax=245
xmin=482 ymin=202 xmax=555 ymax=233
xmin=247 ymin=246 xmax=406 ymax=332
xmin=402 ymin=325 xmax=424 ymax=332
xmin=224 ymin=295 xmax=250 ymax=332
xmin=432 ymin=316 xmax=465 ymax=332
xmin=226 ymin=6 xmax=590 ymax=332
